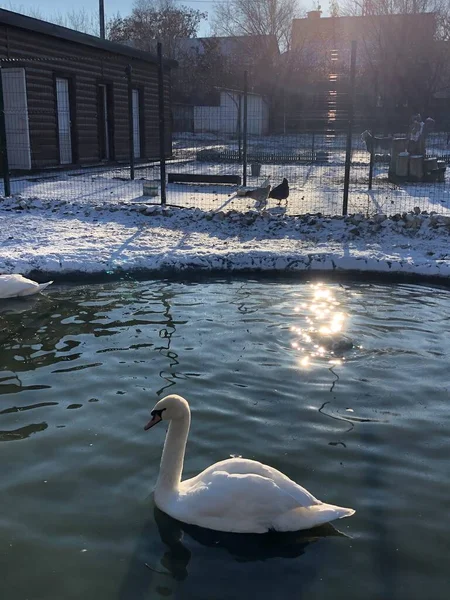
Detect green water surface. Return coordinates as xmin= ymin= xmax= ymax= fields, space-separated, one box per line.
xmin=0 ymin=280 xmax=449 ymax=600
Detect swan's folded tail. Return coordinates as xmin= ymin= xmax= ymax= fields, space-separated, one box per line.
xmin=37 ymin=281 xmax=53 ymax=293
xmin=19 ymin=280 xmax=53 ymax=297
xmin=273 ymin=503 xmax=355 ymax=532
xmin=322 ymin=503 xmax=355 ymax=519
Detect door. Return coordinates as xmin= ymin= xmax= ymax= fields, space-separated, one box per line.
xmin=1 ymin=68 xmax=31 ymax=170
xmin=56 ymin=77 xmax=73 ymax=164
xmin=132 ymin=88 xmax=141 ymax=159
xmin=98 ymin=84 xmax=110 ymax=160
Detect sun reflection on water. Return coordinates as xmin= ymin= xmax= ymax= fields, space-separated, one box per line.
xmin=291 ymin=283 xmax=353 ymax=369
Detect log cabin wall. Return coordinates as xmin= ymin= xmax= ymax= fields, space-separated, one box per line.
xmin=0 ymin=10 xmax=174 ymax=171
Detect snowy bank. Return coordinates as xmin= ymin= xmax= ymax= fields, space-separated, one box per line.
xmin=0 ymin=196 xmax=449 ymax=282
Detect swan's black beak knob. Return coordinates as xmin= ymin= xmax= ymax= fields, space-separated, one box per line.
xmin=144 ymin=408 xmax=165 ymax=430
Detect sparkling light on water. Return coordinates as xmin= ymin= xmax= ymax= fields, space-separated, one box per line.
xmin=291 ymin=283 xmax=352 ymax=369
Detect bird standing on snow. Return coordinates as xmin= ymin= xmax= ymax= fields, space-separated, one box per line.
xmin=269 ymin=178 xmax=289 ymax=204
xmin=0 ymin=274 xmax=53 ymax=299
xmin=245 ymin=178 xmax=271 ymax=208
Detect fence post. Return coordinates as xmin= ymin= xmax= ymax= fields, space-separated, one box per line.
xmin=238 ymin=93 xmax=242 ymax=162
xmin=0 ymin=67 xmax=11 ymax=197
xmin=343 ymin=40 xmax=357 ymax=216
xmin=368 ymin=132 xmax=375 ymax=190
xmin=242 ymin=70 xmax=248 ymax=187
xmin=126 ymin=65 xmax=135 ymax=181
xmin=157 ymin=42 xmax=167 ymax=206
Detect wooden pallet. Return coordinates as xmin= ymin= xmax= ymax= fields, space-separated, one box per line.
xmin=168 ymin=173 xmax=241 ymax=185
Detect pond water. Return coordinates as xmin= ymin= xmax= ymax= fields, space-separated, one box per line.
xmin=0 ymin=279 xmax=449 ymax=600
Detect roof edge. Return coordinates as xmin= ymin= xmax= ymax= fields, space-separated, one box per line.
xmin=0 ymin=9 xmax=177 ymax=68
xmin=292 ymin=11 xmax=437 ymax=23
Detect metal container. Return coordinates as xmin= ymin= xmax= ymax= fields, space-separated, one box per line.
xmin=143 ymin=181 xmax=159 ymax=197
xmin=251 ymin=163 xmax=261 ymax=177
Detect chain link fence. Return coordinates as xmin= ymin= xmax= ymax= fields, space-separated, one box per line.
xmin=0 ymin=52 xmax=168 ymax=206
xmin=0 ymin=44 xmax=449 ymax=218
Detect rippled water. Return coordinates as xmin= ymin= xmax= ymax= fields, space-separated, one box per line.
xmin=0 ymin=279 xmax=449 ymax=600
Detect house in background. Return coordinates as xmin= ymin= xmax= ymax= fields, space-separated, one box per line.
xmin=429 ymin=40 xmax=450 ymax=128
xmin=172 ymin=34 xmax=278 ymax=135
xmin=0 ymin=9 xmax=176 ymax=172
xmin=176 ymin=34 xmax=279 ymax=63
xmin=174 ymin=88 xmax=269 ymax=135
xmin=176 ymin=34 xmax=279 ymax=95
xmin=282 ymin=10 xmax=438 ymax=132
xmin=290 ymin=10 xmax=436 ymax=58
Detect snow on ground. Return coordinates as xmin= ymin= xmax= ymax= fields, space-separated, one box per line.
xmin=171 ymin=132 xmax=450 ymax=215
xmin=0 ymin=195 xmax=449 ymax=281
xmin=0 ymin=132 xmax=448 ymax=282
xmin=2 ymin=132 xmax=448 ymax=217
xmin=2 ymin=161 xmax=449 ymax=218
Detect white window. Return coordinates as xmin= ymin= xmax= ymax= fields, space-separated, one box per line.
xmin=98 ymin=84 xmax=110 ymax=160
xmin=132 ymin=89 xmax=141 ymax=159
xmin=55 ymin=77 xmax=73 ymax=164
xmin=1 ymin=68 xmax=32 ymax=170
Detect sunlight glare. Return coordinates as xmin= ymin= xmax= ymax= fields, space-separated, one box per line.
xmin=299 ymin=356 xmax=310 ymax=368
xmin=329 ymin=359 xmax=342 ymax=366
xmin=290 ymin=284 xmax=351 ymax=371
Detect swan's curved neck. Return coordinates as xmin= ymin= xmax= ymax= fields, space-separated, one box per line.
xmin=155 ymin=412 xmax=190 ymax=498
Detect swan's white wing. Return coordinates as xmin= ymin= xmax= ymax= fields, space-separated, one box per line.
xmin=0 ymin=275 xmax=38 ymax=298
xmin=175 ymin=469 xmax=311 ymax=533
xmin=0 ymin=275 xmax=52 ymax=298
xmin=190 ymin=458 xmax=321 ymax=507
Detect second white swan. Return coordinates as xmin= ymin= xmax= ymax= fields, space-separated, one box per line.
xmin=0 ymin=274 xmax=52 ymax=299
xmin=145 ymin=394 xmax=355 ymax=533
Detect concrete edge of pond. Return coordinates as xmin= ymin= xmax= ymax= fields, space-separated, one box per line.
xmin=22 ymin=267 xmax=450 ymax=290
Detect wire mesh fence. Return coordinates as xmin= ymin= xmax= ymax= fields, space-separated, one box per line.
xmin=0 ymin=45 xmax=449 ymax=218
xmin=0 ymin=52 xmax=166 ymax=206
xmin=363 ymin=130 xmax=450 ymax=216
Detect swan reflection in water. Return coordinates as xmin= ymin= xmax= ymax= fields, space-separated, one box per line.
xmin=119 ymin=505 xmax=348 ymax=599
xmin=153 ymin=506 xmax=347 ymax=572
xmin=0 ymin=295 xmax=41 ymax=315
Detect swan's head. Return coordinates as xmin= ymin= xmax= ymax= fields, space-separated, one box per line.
xmin=144 ymin=394 xmax=190 ymax=430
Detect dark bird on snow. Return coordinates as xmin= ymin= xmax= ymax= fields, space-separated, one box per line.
xmin=269 ymin=178 xmax=289 ymax=201
xmin=245 ymin=178 xmax=271 ymax=205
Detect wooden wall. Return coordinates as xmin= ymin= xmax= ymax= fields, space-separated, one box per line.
xmin=0 ymin=24 xmax=172 ymax=169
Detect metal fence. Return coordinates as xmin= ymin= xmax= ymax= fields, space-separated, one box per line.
xmin=0 ymin=42 xmax=449 ymax=218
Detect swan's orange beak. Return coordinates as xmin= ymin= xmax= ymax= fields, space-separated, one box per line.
xmin=144 ymin=414 xmax=162 ymax=431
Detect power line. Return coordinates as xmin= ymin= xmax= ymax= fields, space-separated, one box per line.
xmin=168 ymin=0 xmax=230 ymax=3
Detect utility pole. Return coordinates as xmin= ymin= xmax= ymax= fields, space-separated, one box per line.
xmin=99 ymin=0 xmax=105 ymax=39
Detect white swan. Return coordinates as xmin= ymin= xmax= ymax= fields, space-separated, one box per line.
xmin=0 ymin=274 xmax=53 ymax=299
xmin=145 ymin=394 xmax=355 ymax=534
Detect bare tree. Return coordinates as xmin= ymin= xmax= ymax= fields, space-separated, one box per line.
xmin=50 ymin=8 xmax=100 ymax=35
xmin=340 ymin=0 xmax=447 ymax=14
xmin=2 ymin=2 xmax=43 ymax=19
xmin=339 ymin=0 xmax=450 ymax=39
xmin=329 ymin=0 xmax=341 ymax=16
xmin=333 ymin=2 xmax=450 ymax=125
xmin=4 ymin=2 xmax=101 ymax=35
xmin=108 ymin=0 xmax=206 ymax=57
xmin=211 ymin=0 xmax=303 ymax=51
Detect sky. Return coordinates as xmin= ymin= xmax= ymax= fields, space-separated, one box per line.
xmin=2 ymin=0 xmax=216 ymax=35
xmin=2 ymin=0 xmax=319 ymax=38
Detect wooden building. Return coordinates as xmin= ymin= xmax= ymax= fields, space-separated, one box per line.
xmin=0 ymin=9 xmax=176 ymax=171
